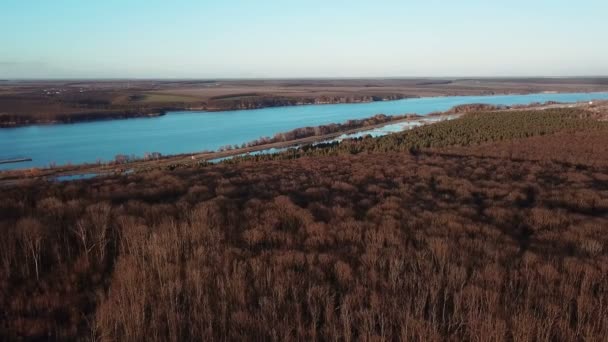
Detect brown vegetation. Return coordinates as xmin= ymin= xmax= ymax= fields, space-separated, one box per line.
xmin=242 ymin=114 xmax=416 ymax=148
xmin=439 ymin=129 xmax=608 ymax=168
xmin=1 ymin=107 xmax=608 ymax=340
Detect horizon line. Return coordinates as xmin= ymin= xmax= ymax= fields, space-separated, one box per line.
xmin=2 ymin=75 xmax=608 ymax=82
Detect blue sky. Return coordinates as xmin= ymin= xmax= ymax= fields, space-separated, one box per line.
xmin=1 ymin=0 xmax=607 ymax=78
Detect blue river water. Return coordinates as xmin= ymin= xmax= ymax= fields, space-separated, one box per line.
xmin=1 ymin=92 xmax=607 ymax=170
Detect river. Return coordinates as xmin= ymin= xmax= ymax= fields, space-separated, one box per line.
xmin=1 ymin=92 xmax=607 ymax=170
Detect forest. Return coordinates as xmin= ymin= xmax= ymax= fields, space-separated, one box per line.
xmin=1 ymin=107 xmax=607 ymax=340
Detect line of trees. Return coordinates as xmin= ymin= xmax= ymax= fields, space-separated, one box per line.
xmin=243 ymin=114 xmax=415 ymax=148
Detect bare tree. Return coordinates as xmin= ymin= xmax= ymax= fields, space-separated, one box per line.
xmin=18 ymin=218 xmax=45 ymax=281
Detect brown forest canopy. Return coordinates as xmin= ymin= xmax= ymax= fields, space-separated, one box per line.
xmin=1 ymin=107 xmax=608 ymax=340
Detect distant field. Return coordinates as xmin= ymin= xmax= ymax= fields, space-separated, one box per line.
xmin=112 ymin=93 xmax=202 ymax=104
xmin=2 ymin=77 xmax=608 ymax=126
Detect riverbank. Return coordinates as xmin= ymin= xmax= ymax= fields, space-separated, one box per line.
xmin=0 ymin=158 xmax=32 ymax=165
xmin=0 ymin=109 xmax=168 ymax=128
xmin=3 ymin=99 xmax=605 ymax=184
xmin=2 ymin=78 xmax=608 ymax=128
xmin=0 ymin=113 xmax=460 ymax=184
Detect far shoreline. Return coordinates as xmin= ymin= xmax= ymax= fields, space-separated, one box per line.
xmin=1 ymin=89 xmax=607 ymax=129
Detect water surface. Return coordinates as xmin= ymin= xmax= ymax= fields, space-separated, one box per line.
xmin=1 ymin=92 xmax=607 ymax=170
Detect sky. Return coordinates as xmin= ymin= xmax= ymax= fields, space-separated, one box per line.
xmin=1 ymin=0 xmax=607 ymax=79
